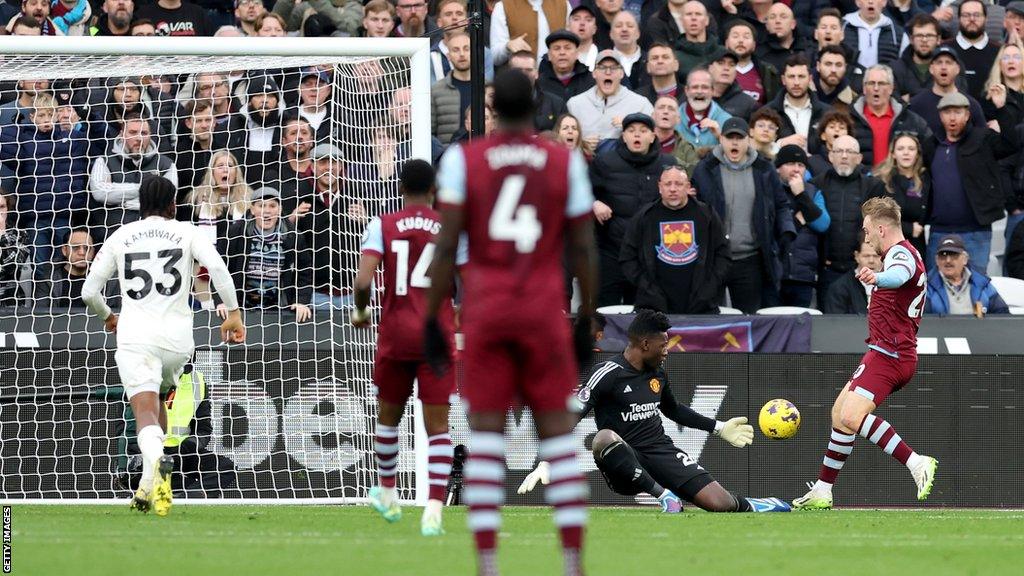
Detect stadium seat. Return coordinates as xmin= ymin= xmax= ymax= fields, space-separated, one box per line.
xmin=755 ymin=306 xmax=823 ymax=316
xmin=989 ymin=276 xmax=1024 ymax=308
xmin=1009 ymin=307 xmax=1024 ymax=316
xmin=596 ymin=305 xmax=635 ymax=315
xmin=718 ymin=306 xmax=743 ymax=315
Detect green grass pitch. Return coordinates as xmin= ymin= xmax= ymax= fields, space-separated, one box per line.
xmin=8 ymin=505 xmax=1024 ymax=575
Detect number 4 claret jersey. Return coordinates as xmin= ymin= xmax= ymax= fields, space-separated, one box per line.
xmin=867 ymin=240 xmax=926 ymax=360
xmin=435 ymin=133 xmax=594 ymax=313
xmin=360 ymin=205 xmax=455 ymax=360
xmin=87 ymin=216 xmax=238 ymax=353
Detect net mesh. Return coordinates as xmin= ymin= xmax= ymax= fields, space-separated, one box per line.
xmin=0 ymin=50 xmax=422 ymax=501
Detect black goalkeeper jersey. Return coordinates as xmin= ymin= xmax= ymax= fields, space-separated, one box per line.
xmin=576 ymin=355 xmax=717 ymax=449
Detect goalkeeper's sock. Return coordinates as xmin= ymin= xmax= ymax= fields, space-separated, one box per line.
xmin=817 ymin=427 xmax=855 ymax=485
xmin=597 ymin=440 xmax=665 ymax=497
xmin=539 ymin=434 xmax=587 ymax=570
xmin=427 ymin=432 xmax=454 ymax=502
xmin=464 ymin=431 xmax=505 ymax=570
xmin=858 ymin=414 xmax=914 ymax=465
xmin=137 ymin=425 xmax=165 ymax=489
xmin=374 ymin=423 xmax=400 ymax=498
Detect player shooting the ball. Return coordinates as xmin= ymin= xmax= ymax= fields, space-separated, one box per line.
xmin=520 ymin=309 xmax=792 ymax=514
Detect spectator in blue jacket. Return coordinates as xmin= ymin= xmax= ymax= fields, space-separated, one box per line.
xmin=678 ymin=67 xmax=733 ymax=148
xmin=774 ymin=145 xmax=830 ymax=308
xmin=925 ymin=234 xmax=1009 ymax=316
xmin=0 ymin=92 xmax=91 ymax=269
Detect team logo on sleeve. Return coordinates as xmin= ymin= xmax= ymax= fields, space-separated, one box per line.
xmin=577 ymin=386 xmax=591 ymax=402
xmin=656 ymin=221 xmax=698 ymax=265
xmin=649 ymin=378 xmax=662 ymax=393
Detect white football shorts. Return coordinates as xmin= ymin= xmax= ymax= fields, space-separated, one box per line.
xmin=115 ymin=344 xmax=192 ymax=399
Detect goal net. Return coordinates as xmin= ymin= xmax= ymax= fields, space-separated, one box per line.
xmin=0 ymin=36 xmax=432 ymax=503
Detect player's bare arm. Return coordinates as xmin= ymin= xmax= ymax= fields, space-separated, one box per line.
xmin=422 ymin=206 xmax=464 ymax=374
xmin=352 ymin=252 xmax=381 ymax=328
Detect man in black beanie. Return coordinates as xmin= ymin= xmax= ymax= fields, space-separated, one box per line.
xmin=774 ymin=144 xmax=831 ymax=308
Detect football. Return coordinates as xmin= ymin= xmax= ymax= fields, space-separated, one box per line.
xmin=759 ymin=399 xmax=801 ymax=439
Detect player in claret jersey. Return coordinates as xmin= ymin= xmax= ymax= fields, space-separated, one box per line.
xmin=795 ymin=197 xmax=938 ymax=510
xmin=424 ymin=69 xmax=599 ymax=576
xmin=351 ymin=160 xmax=457 ymax=536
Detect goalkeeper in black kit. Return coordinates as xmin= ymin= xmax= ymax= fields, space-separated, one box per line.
xmin=519 ymin=310 xmax=791 ymax=513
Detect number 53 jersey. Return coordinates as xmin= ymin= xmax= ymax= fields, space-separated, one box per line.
xmin=89 ymin=216 xmax=237 ymax=353
xmin=435 ymin=133 xmax=594 ymax=316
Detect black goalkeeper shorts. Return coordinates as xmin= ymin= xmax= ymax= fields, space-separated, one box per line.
xmin=596 ymin=440 xmax=715 ymax=502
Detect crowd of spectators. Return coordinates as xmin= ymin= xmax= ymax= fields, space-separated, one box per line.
xmin=2 ymin=0 xmax=1024 ymax=318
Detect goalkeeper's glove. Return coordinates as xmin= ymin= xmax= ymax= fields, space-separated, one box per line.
xmin=572 ymin=314 xmax=595 ymax=370
xmin=423 ymin=316 xmax=451 ymax=377
xmin=516 ymin=461 xmax=550 ymax=494
xmin=714 ymin=416 xmax=754 ymax=448
xmin=350 ymin=306 xmax=370 ymax=328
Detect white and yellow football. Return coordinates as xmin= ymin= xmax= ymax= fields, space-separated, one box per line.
xmin=759 ymin=399 xmax=801 ymax=439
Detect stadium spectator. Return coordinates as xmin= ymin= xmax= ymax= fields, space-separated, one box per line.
xmin=358 ymin=0 xmax=394 ymax=38
xmin=775 ymin=145 xmax=830 ymax=308
xmin=184 ymin=72 xmax=234 ymax=133
xmin=0 ymin=191 xmax=31 ymax=307
xmin=551 ymin=113 xmax=594 ymax=160
xmin=253 ymin=11 xmax=285 ymax=36
xmin=91 ymin=0 xmax=133 ymax=36
xmin=609 ymin=11 xmax=642 ymax=84
xmin=0 ymin=78 xmax=48 ymax=127
xmin=213 ymin=23 xmax=242 ymax=36
xmin=811 ymin=134 xmax=886 ymax=300
xmin=298 ymin=143 xmax=350 ymax=309
xmin=0 ymin=92 xmax=92 ymax=268
xmin=1007 ymin=223 xmax=1024 ymax=280
xmin=892 ymin=13 xmax=943 ymax=100
xmin=948 ymin=0 xmax=1001 ymax=101
xmin=42 ymin=226 xmax=101 ymax=309
xmin=569 ymin=4 xmax=599 ymax=69
xmin=925 ymin=90 xmax=1018 ymax=270
xmin=724 ymin=18 xmax=779 ymax=105
xmin=692 ymin=117 xmax=796 ymax=313
xmin=349 ymin=125 xmax=406 ymax=211
xmin=228 ymin=75 xmax=284 ymax=184
xmin=136 ymin=0 xmax=213 ymax=36
xmin=652 ymin=95 xmax=698 ymax=176
xmin=812 ymin=7 xmax=844 ymax=53
xmin=840 ymin=0 xmax=908 ymax=76
xmin=669 ymin=0 xmax=718 ymax=79
xmin=813 ymin=44 xmax=858 ymax=113
xmin=634 ymin=42 xmax=683 ymax=105
xmin=129 ymin=16 xmax=156 ymax=35
xmin=748 ymin=106 xmax=783 ymax=160
xmin=764 ymin=54 xmax=830 ymax=145
xmin=807 ymin=109 xmax=856 ymax=176
xmin=174 ymin=100 xmax=223 ymax=200
xmin=823 ymin=231 xmax=881 ymax=314
xmin=925 ymin=234 xmax=1009 ymax=316
xmin=873 ymin=133 xmax=930 ymax=258
xmin=450 ymin=103 xmax=497 ymax=143
xmin=537 ymin=30 xmax=595 ymax=102
xmin=430 ymin=0 xmax=494 ymax=84
xmin=272 ymin=115 xmax=315 ymax=215
xmin=392 ymin=0 xmax=436 ymax=40
xmin=49 ymin=0 xmax=91 ymax=36
xmin=619 ymin=163 xmax=729 ymax=314
xmin=221 ymin=187 xmax=313 ymax=320
xmin=100 ymin=76 xmax=164 ymax=140
xmin=291 ymin=68 xmax=333 ymax=143
xmin=849 ymin=64 xmax=932 ymax=167
xmin=758 ymin=2 xmax=811 ymax=76
xmin=233 ymin=0 xmax=264 ymax=35
xmin=982 ymin=40 xmax=1024 ymax=258
xmin=506 ymin=50 xmax=567 ymax=132
xmin=8 ymin=13 xmax=41 ymax=34
xmin=590 ymin=112 xmax=676 ymax=306
xmin=586 ymin=0 xmax=617 ymax=50
xmin=567 ymin=50 xmax=652 ymax=144
xmin=909 ymin=46 xmax=987 ymax=137
xmin=5 ymin=0 xmax=65 ymax=35
xmin=89 ymin=113 xmax=178 ymax=240
xmin=1007 ymin=1 xmax=1024 ymax=41
xmin=185 ymin=149 xmax=252 ymax=244
xmin=431 ymin=32 xmax=473 ymax=144
xmin=678 ymin=67 xmax=732 ymax=148
xmin=708 ymin=48 xmax=757 ymax=121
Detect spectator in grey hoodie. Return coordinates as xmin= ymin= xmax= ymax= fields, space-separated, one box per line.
xmin=567 ymin=49 xmax=653 ymax=149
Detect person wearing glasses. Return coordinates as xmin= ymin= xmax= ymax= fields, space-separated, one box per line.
xmin=892 ymin=13 xmax=943 ymax=100
xmin=925 ymin=234 xmax=1008 ymax=316
xmin=567 ymin=50 xmax=652 ymax=146
xmin=43 ymin=227 xmax=120 ymax=310
xmin=946 ymin=0 xmax=1002 ymax=101
xmin=909 ymin=45 xmax=988 ymax=136
xmin=811 ymin=134 xmax=886 ymax=301
xmin=848 ymin=64 xmax=932 ymax=167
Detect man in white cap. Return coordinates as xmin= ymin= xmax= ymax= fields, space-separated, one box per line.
xmin=567 ymin=49 xmax=653 ymax=146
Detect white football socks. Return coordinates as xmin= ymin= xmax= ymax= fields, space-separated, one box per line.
xmin=812 ymin=480 xmax=833 ymax=493
xmin=424 ymin=499 xmax=442 ymax=518
xmin=906 ymin=452 xmax=924 ymax=471
xmin=137 ymin=425 xmax=165 ymax=489
xmin=379 ymin=486 xmax=397 ymax=507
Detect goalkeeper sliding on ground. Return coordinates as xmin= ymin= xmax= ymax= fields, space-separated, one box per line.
xmin=520 ymin=310 xmax=790 ymax=513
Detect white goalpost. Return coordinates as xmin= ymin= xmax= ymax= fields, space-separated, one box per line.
xmin=0 ymin=36 xmax=434 ymax=505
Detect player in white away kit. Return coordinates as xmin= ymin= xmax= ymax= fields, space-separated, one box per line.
xmin=82 ymin=176 xmax=245 ymax=516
